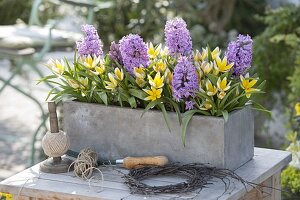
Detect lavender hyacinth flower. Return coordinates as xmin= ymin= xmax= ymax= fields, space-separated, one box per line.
xmin=185 ymin=100 xmax=195 ymax=110
xmin=76 ymin=24 xmax=103 ymax=57
xmin=109 ymin=41 xmax=123 ymax=65
xmin=172 ymin=56 xmax=198 ymax=102
xmin=119 ymin=34 xmax=149 ymax=74
xmin=164 ymin=18 xmax=192 ymax=56
xmin=226 ymin=34 xmax=253 ymax=76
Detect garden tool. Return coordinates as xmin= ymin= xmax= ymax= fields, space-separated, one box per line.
xmin=66 ymin=149 xmax=168 ymax=169
xmin=40 ymin=102 xmax=72 ymax=173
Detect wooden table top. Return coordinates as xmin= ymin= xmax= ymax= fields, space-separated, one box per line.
xmin=0 ymin=148 xmax=292 ymax=200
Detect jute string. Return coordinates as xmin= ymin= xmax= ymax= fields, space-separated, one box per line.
xmin=68 ymin=148 xmax=104 ymax=192
xmin=42 ymin=130 xmax=70 ymax=157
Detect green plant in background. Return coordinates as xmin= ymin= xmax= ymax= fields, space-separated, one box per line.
xmin=95 ymin=0 xmax=266 ymax=50
xmin=253 ymin=5 xmax=300 ymax=100
xmin=0 ymin=0 xmax=58 ymax=25
xmin=281 ymin=166 xmax=300 ymax=196
xmin=0 ymin=0 xmax=32 ymax=25
xmin=281 ymin=105 xmax=300 ymax=198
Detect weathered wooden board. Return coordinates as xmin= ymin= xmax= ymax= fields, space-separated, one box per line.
xmin=0 ymin=148 xmax=291 ymax=200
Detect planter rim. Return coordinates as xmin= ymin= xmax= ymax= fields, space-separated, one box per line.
xmin=64 ymin=100 xmax=250 ymax=120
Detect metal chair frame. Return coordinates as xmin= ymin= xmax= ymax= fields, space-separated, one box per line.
xmin=0 ymin=0 xmax=100 ymax=165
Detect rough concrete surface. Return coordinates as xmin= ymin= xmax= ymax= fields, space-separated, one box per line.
xmin=64 ymin=101 xmax=254 ymax=170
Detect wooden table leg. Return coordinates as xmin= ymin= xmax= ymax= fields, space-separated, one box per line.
xmin=239 ymin=171 xmax=281 ymax=200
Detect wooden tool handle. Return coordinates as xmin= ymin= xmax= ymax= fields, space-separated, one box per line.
xmin=48 ymin=102 xmax=59 ymax=133
xmin=122 ymin=156 xmax=168 ymax=169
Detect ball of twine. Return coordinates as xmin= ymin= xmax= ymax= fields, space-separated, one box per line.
xmin=42 ymin=130 xmax=70 ymax=157
xmin=71 ymin=148 xmax=98 ymax=180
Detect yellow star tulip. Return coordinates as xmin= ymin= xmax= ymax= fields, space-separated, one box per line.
xmin=95 ymin=65 xmax=105 ymax=75
xmin=200 ymin=100 xmax=212 ymax=110
xmin=194 ymin=49 xmax=201 ymax=62
xmin=136 ymin=78 xmax=146 ymax=87
xmin=164 ymin=68 xmax=173 ymax=85
xmin=133 ymin=67 xmax=146 ymax=79
xmin=79 ymin=77 xmax=88 ymax=89
xmin=148 ymin=43 xmax=161 ymax=59
xmin=217 ymin=91 xmax=226 ymax=99
xmin=201 ymin=61 xmax=213 ymax=74
xmin=240 ymin=74 xmax=259 ymax=98
xmin=153 ymin=61 xmax=167 ymax=72
xmin=114 ymin=68 xmax=124 ymax=81
xmin=160 ymin=46 xmax=169 ymax=57
xmin=144 ymin=87 xmax=162 ymax=101
xmin=211 ymin=47 xmax=221 ymax=60
xmin=67 ymin=79 xmax=80 ymax=89
xmin=148 ymin=72 xmax=164 ymax=88
xmin=206 ymin=80 xmax=217 ymax=96
xmin=217 ymin=77 xmax=231 ymax=92
xmin=82 ymin=55 xmax=101 ymax=69
xmin=46 ymin=58 xmax=65 ymax=75
xmin=215 ymin=56 xmax=234 ymax=73
xmin=295 ymin=103 xmax=300 ymax=116
xmin=105 ymin=73 xmax=118 ymax=90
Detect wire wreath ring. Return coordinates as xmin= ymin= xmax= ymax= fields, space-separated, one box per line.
xmin=122 ymin=163 xmax=259 ymax=195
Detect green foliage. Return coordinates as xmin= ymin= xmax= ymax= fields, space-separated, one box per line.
xmin=95 ymin=0 xmax=266 ymax=49
xmin=253 ymin=6 xmax=300 ymax=94
xmin=0 ymin=0 xmax=58 ymax=25
xmin=288 ymin=50 xmax=300 ymax=103
xmin=281 ymin=166 xmax=300 ymax=196
xmin=0 ymin=0 xmax=32 ymax=24
xmin=40 ymin=42 xmax=268 ymax=145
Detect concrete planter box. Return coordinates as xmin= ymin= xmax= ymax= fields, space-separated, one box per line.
xmin=63 ymin=101 xmax=254 ymax=170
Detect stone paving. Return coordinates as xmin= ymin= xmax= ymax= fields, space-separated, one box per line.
xmin=0 ymin=52 xmax=72 ymax=181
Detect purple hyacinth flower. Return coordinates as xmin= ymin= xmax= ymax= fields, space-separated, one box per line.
xmin=164 ymin=17 xmax=193 ymax=57
xmin=76 ymin=24 xmax=103 ymax=57
xmin=226 ymin=34 xmax=253 ymax=76
xmin=185 ymin=100 xmax=195 ymax=110
xmin=109 ymin=41 xmax=123 ymax=65
xmin=119 ymin=34 xmax=149 ymax=74
xmin=172 ymin=56 xmax=198 ymax=102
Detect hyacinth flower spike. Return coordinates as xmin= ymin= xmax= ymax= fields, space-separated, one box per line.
xmin=77 ymin=24 xmax=103 ymax=57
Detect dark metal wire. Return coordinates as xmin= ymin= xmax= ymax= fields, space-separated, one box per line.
xmin=122 ymin=163 xmax=259 ymax=195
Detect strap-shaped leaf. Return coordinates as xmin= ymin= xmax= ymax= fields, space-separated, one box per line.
xmin=98 ymin=92 xmax=108 ymax=105
xmin=181 ymin=110 xmax=197 ymax=146
xmin=221 ymin=110 xmax=229 ymax=122
xmin=158 ymin=103 xmax=171 ymax=133
xmin=129 ymin=89 xmax=147 ymax=100
xmin=128 ymin=96 xmax=137 ymax=108
xmin=141 ymin=99 xmax=163 ymax=118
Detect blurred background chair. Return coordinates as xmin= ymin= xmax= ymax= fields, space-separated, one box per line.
xmin=0 ymin=0 xmax=112 ymax=165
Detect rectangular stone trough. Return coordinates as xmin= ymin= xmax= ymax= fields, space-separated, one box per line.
xmin=63 ymin=101 xmax=254 ymax=170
